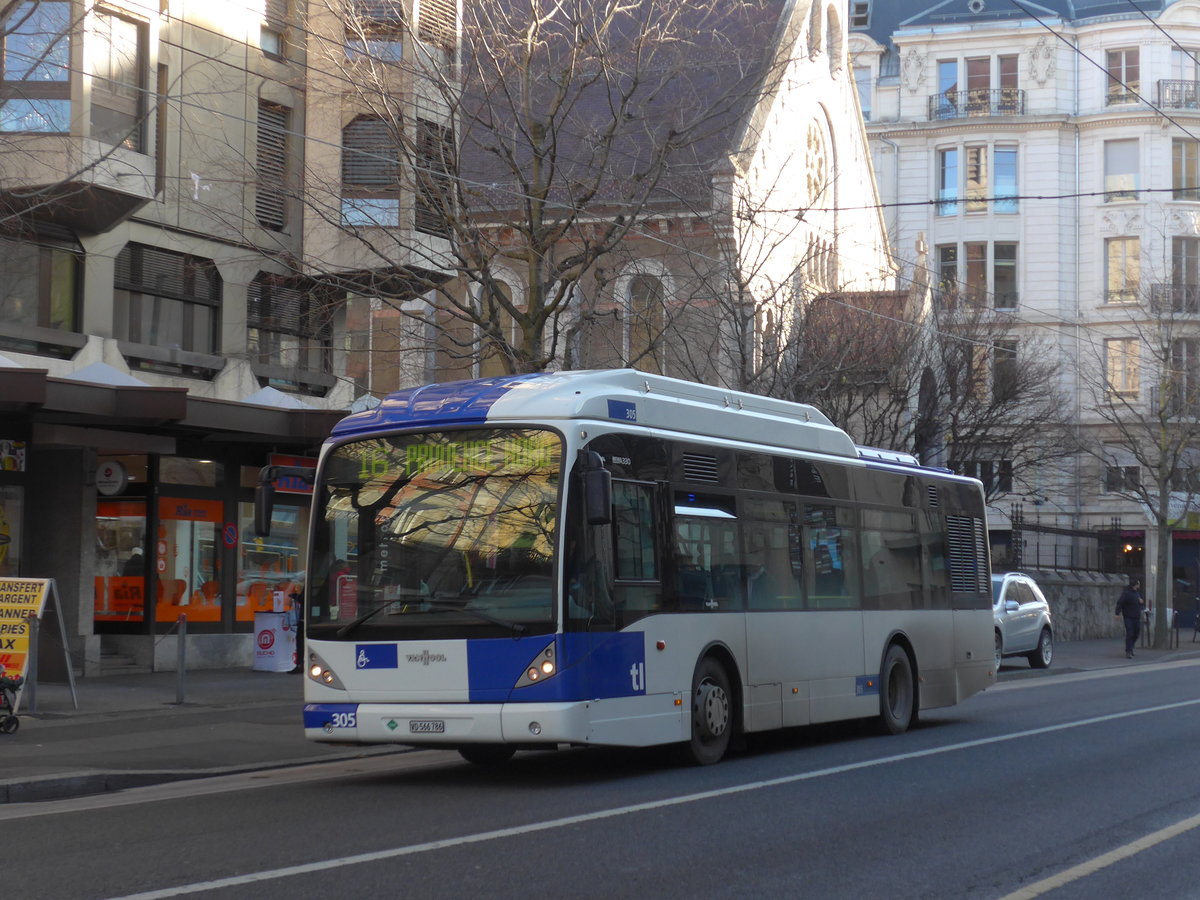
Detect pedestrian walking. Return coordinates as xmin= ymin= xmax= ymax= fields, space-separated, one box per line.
xmin=1115 ymin=578 xmax=1145 ymax=658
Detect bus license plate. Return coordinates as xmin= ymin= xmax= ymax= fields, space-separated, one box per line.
xmin=409 ymin=719 xmax=445 ymax=734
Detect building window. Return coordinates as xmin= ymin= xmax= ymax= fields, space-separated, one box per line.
xmin=956 ymin=459 xmax=1013 ymax=494
xmin=1105 ymin=337 xmax=1140 ymax=398
xmin=627 ymin=273 xmax=664 ymax=375
xmin=944 ymin=241 xmax=1017 ymax=308
xmin=1105 ymin=237 xmax=1140 ymax=304
xmin=247 ymin=274 xmax=332 ymax=374
xmin=341 ymin=116 xmax=399 ymax=226
xmin=936 ymin=59 xmax=957 ymax=118
xmin=1174 ymin=139 xmax=1199 ymax=201
xmin=1 ymin=1 xmax=71 ymax=132
xmin=1106 ymin=48 xmax=1139 ymax=105
xmin=999 ymin=54 xmax=1018 ymax=102
xmin=113 ymin=243 xmax=220 ymax=354
xmin=965 ymin=146 xmax=987 ymax=212
xmin=936 ymin=244 xmax=958 ymax=299
xmin=1105 ymin=465 xmax=1140 ymax=493
xmin=260 ymin=0 xmax=286 ymax=57
xmin=995 ymin=147 xmax=1018 ymax=213
xmin=1104 ymin=139 xmax=1139 ymax=201
xmin=937 ymin=144 xmax=1017 ymax=215
xmin=1170 ymin=236 xmax=1200 ymax=313
xmin=1172 ymin=47 xmax=1200 ymax=82
xmin=416 ymin=0 xmax=455 ymax=69
xmin=1169 ymin=337 xmax=1200 ymax=416
xmin=346 ymin=0 xmax=404 ymax=62
xmin=853 ymin=65 xmax=872 ymax=120
xmin=965 ymin=56 xmax=990 ymax=114
xmin=849 ymin=1 xmax=870 ymax=29
xmin=937 ymin=148 xmax=958 ymax=215
xmin=256 ymin=102 xmax=288 ymax=230
xmin=0 ymin=234 xmax=79 ymax=331
xmin=932 ymin=55 xmax=1020 ymax=118
xmin=1162 ymin=48 xmax=1200 ymax=108
xmin=89 ymin=10 xmax=145 ymax=151
xmin=994 ymin=243 xmax=1017 ymax=308
xmin=993 ymin=339 xmax=1018 ymax=402
xmin=414 ymin=117 xmax=453 ymax=237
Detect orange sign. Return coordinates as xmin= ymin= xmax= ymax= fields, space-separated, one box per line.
xmin=0 ymin=579 xmax=51 ymax=679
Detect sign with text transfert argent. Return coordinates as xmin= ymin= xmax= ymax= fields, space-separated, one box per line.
xmin=0 ymin=579 xmax=51 ymax=679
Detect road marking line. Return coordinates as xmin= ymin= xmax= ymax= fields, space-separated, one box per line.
xmin=998 ymin=809 xmax=1200 ymax=900
xmin=106 ymin=696 xmax=1200 ymax=900
xmin=991 ymin=658 xmax=1200 ymax=692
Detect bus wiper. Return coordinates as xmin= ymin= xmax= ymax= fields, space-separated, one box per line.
xmin=335 ymin=602 xmax=394 ymax=638
xmin=423 ymin=600 xmax=528 ymax=635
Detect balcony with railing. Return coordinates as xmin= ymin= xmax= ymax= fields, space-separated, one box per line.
xmin=1150 ymin=283 xmax=1200 ymax=314
xmin=928 ymin=88 xmax=1025 ymax=120
xmin=1157 ymin=80 xmax=1200 ymax=109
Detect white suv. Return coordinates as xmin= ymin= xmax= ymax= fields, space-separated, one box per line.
xmin=992 ymin=572 xmax=1053 ymax=670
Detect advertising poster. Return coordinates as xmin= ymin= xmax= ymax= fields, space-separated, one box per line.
xmin=0 ymin=579 xmax=51 ymax=679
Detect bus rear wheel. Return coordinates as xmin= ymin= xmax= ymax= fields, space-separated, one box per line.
xmin=682 ymin=656 xmax=733 ymax=765
xmin=458 ymin=744 xmax=516 ymax=766
xmin=879 ymin=644 xmax=916 ymax=735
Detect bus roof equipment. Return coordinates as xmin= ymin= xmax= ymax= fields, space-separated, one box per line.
xmin=331 ymin=369 xmax=862 ymax=461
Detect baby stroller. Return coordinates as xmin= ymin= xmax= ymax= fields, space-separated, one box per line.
xmin=0 ymin=671 xmax=23 ymax=734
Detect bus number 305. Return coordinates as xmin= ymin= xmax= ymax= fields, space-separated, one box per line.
xmin=330 ymin=711 xmax=357 ymax=728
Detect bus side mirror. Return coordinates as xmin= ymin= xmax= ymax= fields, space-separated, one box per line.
xmin=254 ymin=480 xmax=276 ymax=537
xmin=581 ymin=451 xmax=612 ymax=526
xmin=255 ymin=465 xmax=314 ymax=537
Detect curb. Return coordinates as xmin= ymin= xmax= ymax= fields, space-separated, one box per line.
xmin=0 ymin=746 xmax=411 ymax=805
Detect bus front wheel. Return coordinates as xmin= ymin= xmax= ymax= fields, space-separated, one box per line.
xmin=879 ymin=644 xmax=916 ymax=735
xmin=458 ymin=744 xmax=516 ymax=766
xmin=682 ymin=656 xmax=733 ymax=765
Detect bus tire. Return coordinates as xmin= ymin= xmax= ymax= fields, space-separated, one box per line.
xmin=682 ymin=656 xmax=734 ymax=766
xmin=879 ymin=644 xmax=916 ymax=735
xmin=458 ymin=744 xmax=516 ymax=766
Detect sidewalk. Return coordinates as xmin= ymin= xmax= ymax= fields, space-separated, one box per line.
xmin=3 ymin=636 xmax=1200 ymax=804
xmin=0 ymin=668 xmax=406 ymax=803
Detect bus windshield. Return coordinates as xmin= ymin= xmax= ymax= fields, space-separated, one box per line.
xmin=308 ymin=428 xmax=562 ymax=640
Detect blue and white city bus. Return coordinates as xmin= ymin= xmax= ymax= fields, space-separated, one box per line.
xmin=265 ymin=369 xmax=994 ymax=765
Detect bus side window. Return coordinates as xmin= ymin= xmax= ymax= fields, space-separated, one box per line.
xmin=611 ymin=481 xmax=662 ymax=624
xmin=742 ymin=498 xmax=802 ymax=610
xmin=804 ymin=504 xmax=859 ymax=609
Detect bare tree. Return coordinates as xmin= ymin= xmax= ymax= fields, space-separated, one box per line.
xmin=1074 ymin=282 xmax=1200 ymax=647
xmin=781 ymin=279 xmax=1070 ymax=506
xmin=286 ymin=0 xmax=891 ymax=389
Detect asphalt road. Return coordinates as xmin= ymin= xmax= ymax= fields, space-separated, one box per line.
xmin=6 ymin=659 xmax=1200 ymax=900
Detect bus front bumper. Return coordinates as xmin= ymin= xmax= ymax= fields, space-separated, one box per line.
xmin=303 ymin=700 xmax=593 ymax=746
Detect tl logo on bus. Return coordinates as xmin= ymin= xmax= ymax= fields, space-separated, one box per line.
xmin=629 ymin=662 xmax=645 ymax=693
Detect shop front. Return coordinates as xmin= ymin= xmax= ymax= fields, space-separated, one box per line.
xmin=0 ymin=366 xmax=342 ymax=674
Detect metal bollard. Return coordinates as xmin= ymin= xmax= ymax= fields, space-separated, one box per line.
xmin=175 ymin=614 xmax=187 ymax=705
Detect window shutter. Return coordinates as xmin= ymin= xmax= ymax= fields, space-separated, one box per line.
xmin=342 ymin=117 xmax=398 ymax=187
xmin=114 ymin=243 xmax=220 ymax=305
xmin=249 ymin=275 xmax=331 ymax=340
xmin=414 ymin=117 xmax=452 ymax=236
xmin=417 ymin=0 xmax=455 ymax=50
xmin=264 ymin=0 xmax=287 ymax=26
xmin=256 ymin=103 xmax=288 ymax=230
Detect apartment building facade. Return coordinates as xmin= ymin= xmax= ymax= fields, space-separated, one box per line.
xmin=0 ymin=0 xmax=456 ymax=670
xmin=854 ymin=0 xmax=1200 ymax=603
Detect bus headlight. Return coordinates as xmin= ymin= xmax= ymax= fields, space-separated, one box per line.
xmin=514 ymin=641 xmax=556 ymax=688
xmin=306 ymin=651 xmax=345 ymax=690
